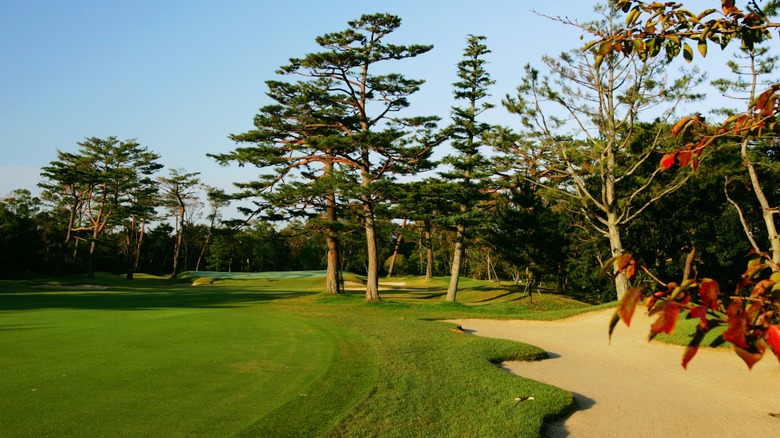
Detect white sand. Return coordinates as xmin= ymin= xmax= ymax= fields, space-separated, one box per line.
xmin=448 ymin=309 xmax=780 ymax=437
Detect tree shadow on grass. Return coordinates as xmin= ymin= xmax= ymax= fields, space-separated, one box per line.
xmin=0 ymin=284 xmax=317 ymax=312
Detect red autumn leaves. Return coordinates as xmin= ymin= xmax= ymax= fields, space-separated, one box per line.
xmin=608 ymin=252 xmax=780 ymax=369
xmin=661 ymin=85 xmax=780 ymax=171
xmin=603 ymin=1 xmax=780 ymax=171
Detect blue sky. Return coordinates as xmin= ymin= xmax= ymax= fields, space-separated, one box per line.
xmin=0 ymin=0 xmax=730 ymax=214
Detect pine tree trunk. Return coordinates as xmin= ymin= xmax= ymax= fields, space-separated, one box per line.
xmin=364 ymin=206 xmax=380 ymax=301
xmin=386 ymin=218 xmax=407 ymax=278
xmin=326 ymin=234 xmax=341 ymax=294
xmin=446 ymin=223 xmax=465 ymax=301
xmin=195 ymin=233 xmax=210 ymax=272
xmin=325 ymin=191 xmax=341 ymax=295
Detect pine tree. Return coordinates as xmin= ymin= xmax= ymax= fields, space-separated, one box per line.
xmin=214 ymin=13 xmax=438 ymax=300
xmin=441 ymin=35 xmax=495 ymax=301
xmin=158 ymin=168 xmax=201 ymax=278
xmin=40 ymin=137 xmax=162 ymax=278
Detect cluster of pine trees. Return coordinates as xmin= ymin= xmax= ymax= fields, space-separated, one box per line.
xmin=3 ymin=8 xmax=779 ymax=304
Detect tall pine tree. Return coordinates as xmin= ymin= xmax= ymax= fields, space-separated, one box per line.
xmin=215 ymin=13 xmax=438 ymax=300
xmin=441 ymin=35 xmax=494 ymax=301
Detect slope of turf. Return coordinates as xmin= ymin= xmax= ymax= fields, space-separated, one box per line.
xmin=0 ymin=272 xmax=581 ymax=437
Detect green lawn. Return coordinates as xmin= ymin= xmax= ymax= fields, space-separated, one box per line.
xmin=0 ymin=272 xmax=585 ymax=437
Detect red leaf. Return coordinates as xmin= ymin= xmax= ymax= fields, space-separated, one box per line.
xmin=676 ymin=151 xmax=691 ymax=166
xmin=615 ymin=253 xmax=633 ymax=273
xmin=646 ymin=289 xmax=669 ymax=312
xmin=699 ymin=279 xmax=719 ymax=311
xmin=670 ymin=115 xmax=692 ymax=136
xmin=766 ymin=325 xmax=780 ymax=362
xmin=660 ymin=152 xmax=676 ymax=169
xmin=734 ymin=343 xmax=766 ymax=370
xmin=682 ymin=323 xmax=710 ymax=369
xmin=682 ymin=344 xmax=699 ymax=369
xmin=722 ymin=0 xmax=739 ymax=16
xmin=626 ymin=259 xmax=637 ymax=283
xmin=649 ymin=300 xmax=680 ymax=340
xmin=723 ymin=300 xmax=749 ymax=349
xmin=618 ymin=286 xmax=647 ymax=327
xmin=689 ymin=305 xmax=707 ymax=320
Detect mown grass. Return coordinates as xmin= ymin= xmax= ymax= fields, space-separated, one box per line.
xmin=0 ymin=272 xmax=587 ymax=437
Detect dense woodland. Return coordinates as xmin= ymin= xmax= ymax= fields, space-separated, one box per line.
xmin=3 ymin=3 xmax=780 ymax=304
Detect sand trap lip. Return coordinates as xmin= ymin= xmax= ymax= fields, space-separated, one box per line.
xmin=447 ymin=309 xmax=780 ymax=437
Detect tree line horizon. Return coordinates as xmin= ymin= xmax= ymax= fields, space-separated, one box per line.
xmin=2 ymin=4 xmax=779 ymax=306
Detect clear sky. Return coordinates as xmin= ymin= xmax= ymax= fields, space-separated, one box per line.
xmin=0 ymin=0 xmax=731 ymax=216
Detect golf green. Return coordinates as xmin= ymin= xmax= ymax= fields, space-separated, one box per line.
xmin=0 ymin=286 xmax=373 ymax=436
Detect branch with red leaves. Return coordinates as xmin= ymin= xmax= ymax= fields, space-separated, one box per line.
xmin=606 ymin=251 xmax=780 ymax=369
xmin=593 ymin=1 xmax=780 ymax=170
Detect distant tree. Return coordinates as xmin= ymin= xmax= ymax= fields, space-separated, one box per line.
xmin=158 ymin=168 xmax=201 ymax=278
xmin=0 ymin=189 xmax=43 ymax=275
xmin=139 ymin=224 xmax=174 ymax=275
xmin=122 ymin=162 xmax=161 ymax=279
xmin=280 ymin=219 xmax=328 ymax=271
xmin=441 ymin=34 xmax=495 ymax=301
xmin=195 ymin=187 xmax=229 ymax=271
xmin=393 ymin=179 xmax=451 ymax=279
xmin=204 ymin=226 xmax=238 ymax=272
xmin=40 ymin=137 xmax=162 ymax=278
xmin=488 ymin=180 xmax=569 ymax=296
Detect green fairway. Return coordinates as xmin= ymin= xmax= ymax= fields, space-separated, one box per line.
xmin=0 ymin=273 xmax=583 ymax=437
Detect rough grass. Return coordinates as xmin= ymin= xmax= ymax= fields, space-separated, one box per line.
xmin=0 ymin=272 xmax=584 ymax=437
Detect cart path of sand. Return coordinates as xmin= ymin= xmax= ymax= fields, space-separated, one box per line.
xmin=448 ymin=309 xmax=780 ymax=437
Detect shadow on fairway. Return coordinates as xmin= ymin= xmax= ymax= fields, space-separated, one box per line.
xmin=0 ymin=283 xmax=317 ymax=312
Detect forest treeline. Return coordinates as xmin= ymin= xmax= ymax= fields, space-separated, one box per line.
xmin=3 ymin=5 xmax=780 ymax=304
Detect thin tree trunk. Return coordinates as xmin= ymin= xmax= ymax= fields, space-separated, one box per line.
xmin=604 ymin=144 xmax=629 ymax=300
xmin=607 ymin=216 xmax=628 ymax=300
xmin=134 ymin=220 xmax=145 ymax=272
xmin=195 ymin=233 xmax=210 ymax=272
xmin=172 ymin=207 xmax=184 ymax=278
xmin=446 ymin=223 xmax=465 ymax=301
xmin=87 ymin=238 xmax=97 ymax=279
xmin=742 ymin=139 xmax=780 ymax=267
xmin=425 ymin=223 xmax=433 ymax=280
xmin=524 ymin=266 xmax=533 ymax=295
xmin=486 ymin=251 xmax=492 ymax=282
xmin=386 ymin=218 xmax=407 ymax=278
xmin=126 ymin=216 xmax=136 ymax=280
